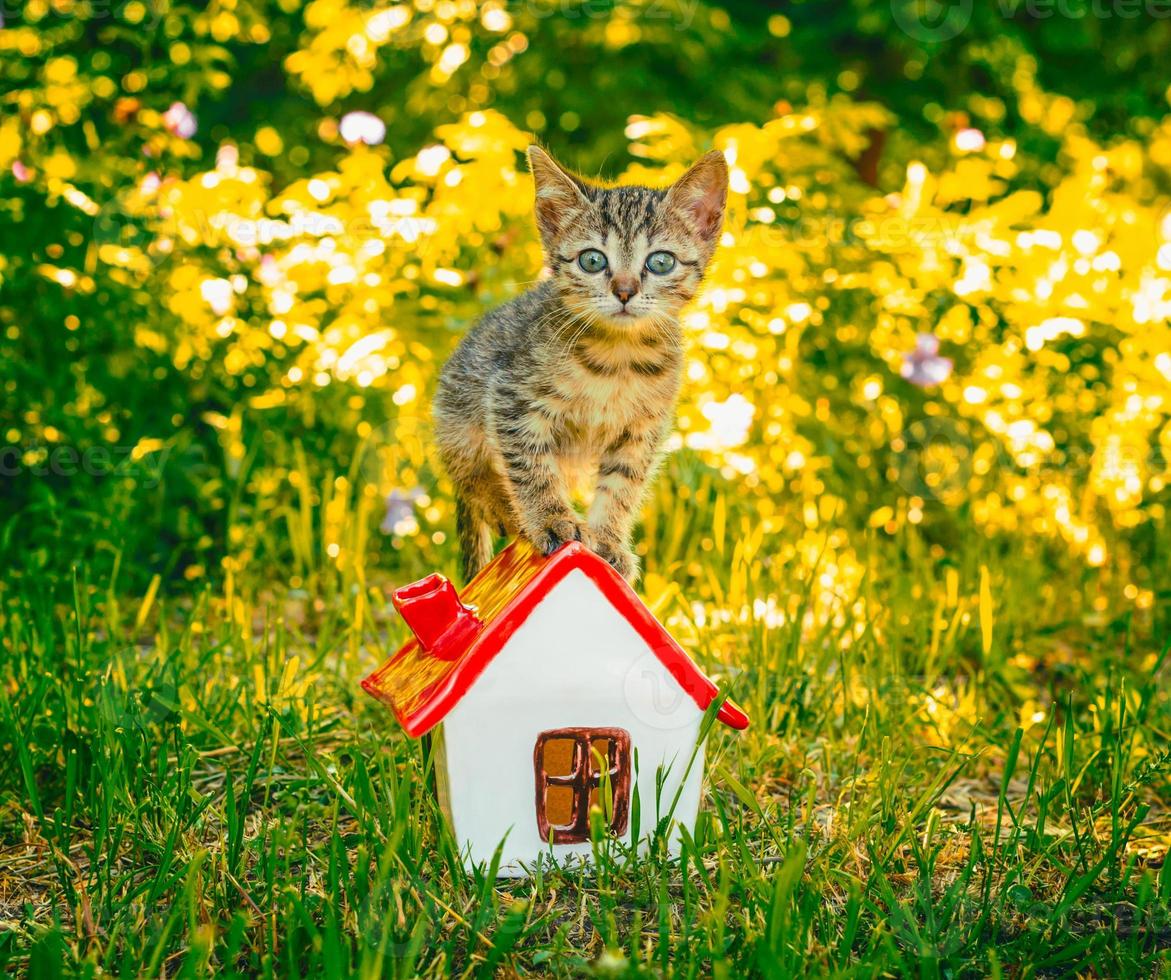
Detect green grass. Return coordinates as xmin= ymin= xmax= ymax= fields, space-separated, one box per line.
xmin=2 ymin=455 xmax=1170 ymax=978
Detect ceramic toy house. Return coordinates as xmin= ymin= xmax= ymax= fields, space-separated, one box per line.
xmin=362 ymin=538 xmax=749 ymax=876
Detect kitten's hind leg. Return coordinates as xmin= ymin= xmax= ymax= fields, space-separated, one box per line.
xmin=456 ymin=496 xmax=495 ymax=583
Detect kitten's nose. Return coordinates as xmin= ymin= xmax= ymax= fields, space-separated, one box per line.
xmin=610 ymin=275 xmax=639 ymax=304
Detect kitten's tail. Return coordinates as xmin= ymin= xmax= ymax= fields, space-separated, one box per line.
xmin=456 ymin=496 xmax=494 ymax=584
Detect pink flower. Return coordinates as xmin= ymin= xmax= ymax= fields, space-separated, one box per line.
xmin=901 ymin=333 xmax=953 ymax=387
xmin=257 ymin=254 xmax=280 ymax=285
xmin=339 ymin=111 xmax=386 ymax=146
xmin=140 ymin=171 xmax=161 ymax=195
xmin=11 ymin=161 xmax=31 ymax=183
xmin=163 ymin=101 xmax=197 ymax=139
xmin=216 ymin=143 xmax=239 ymax=172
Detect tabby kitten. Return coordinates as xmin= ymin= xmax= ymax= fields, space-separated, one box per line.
xmin=433 ymin=146 xmax=727 ymax=583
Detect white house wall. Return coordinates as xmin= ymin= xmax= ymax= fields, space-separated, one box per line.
xmin=441 ymin=568 xmax=708 ymax=875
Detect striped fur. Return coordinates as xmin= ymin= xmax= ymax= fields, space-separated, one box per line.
xmin=434 ymin=146 xmax=727 ymax=582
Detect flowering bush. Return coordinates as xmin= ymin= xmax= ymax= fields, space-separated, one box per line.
xmin=2 ymin=0 xmax=1170 ymax=608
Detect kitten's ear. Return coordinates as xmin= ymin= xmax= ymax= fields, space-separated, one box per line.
xmin=665 ymin=150 xmax=728 ymax=246
xmin=527 ymin=146 xmax=589 ymax=244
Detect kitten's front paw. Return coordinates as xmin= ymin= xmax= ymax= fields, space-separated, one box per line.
xmin=531 ymin=517 xmax=586 ymax=556
xmin=594 ymin=538 xmax=639 ymax=583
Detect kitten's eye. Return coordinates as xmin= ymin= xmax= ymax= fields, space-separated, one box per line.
xmin=578 ymin=249 xmax=608 ymax=273
xmin=645 ymin=251 xmax=677 ymax=275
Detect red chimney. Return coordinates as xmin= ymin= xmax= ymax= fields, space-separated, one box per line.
xmin=392 ymin=573 xmax=481 ymax=659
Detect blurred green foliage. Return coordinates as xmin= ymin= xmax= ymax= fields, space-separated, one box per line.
xmin=2 ymin=0 xmax=1171 ymax=602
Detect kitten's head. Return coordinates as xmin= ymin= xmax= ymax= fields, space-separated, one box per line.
xmin=527 ymin=146 xmax=727 ymax=330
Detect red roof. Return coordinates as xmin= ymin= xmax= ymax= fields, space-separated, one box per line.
xmin=362 ymin=539 xmax=750 ymax=737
